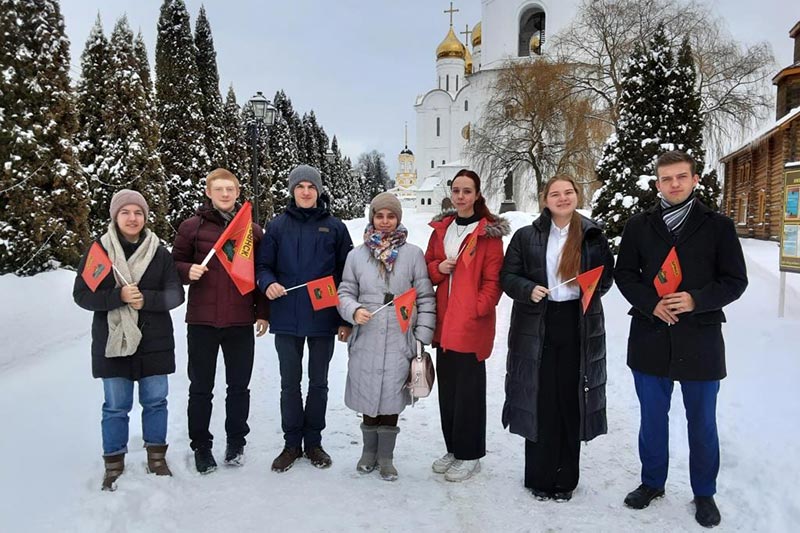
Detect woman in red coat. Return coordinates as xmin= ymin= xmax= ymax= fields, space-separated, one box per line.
xmin=424 ymin=169 xmax=509 ymax=482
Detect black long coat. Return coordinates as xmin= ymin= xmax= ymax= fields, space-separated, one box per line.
xmin=500 ymin=210 xmax=615 ymax=442
xmin=73 ymin=238 xmax=185 ymax=380
xmin=614 ymin=201 xmax=748 ymax=381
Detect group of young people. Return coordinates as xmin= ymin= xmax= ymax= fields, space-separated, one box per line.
xmin=73 ymin=150 xmax=747 ymax=529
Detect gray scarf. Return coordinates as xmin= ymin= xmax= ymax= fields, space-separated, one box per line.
xmin=100 ymin=222 xmax=160 ymax=358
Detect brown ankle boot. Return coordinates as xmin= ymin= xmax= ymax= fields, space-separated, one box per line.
xmin=102 ymin=453 xmax=125 ymax=491
xmin=146 ymin=445 xmax=172 ymax=476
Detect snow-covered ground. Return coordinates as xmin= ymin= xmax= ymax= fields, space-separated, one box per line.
xmin=1 ymin=208 xmax=798 ymax=532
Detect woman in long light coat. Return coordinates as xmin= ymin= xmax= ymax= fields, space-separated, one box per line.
xmin=338 ymin=193 xmax=436 ymax=481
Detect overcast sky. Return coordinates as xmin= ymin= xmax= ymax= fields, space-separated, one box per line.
xmin=58 ymin=0 xmax=797 ymax=177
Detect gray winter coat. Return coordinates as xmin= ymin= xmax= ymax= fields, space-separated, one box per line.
xmin=338 ymin=243 xmax=436 ymax=417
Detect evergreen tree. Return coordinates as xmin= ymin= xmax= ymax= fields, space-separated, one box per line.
xmin=194 ymin=5 xmax=227 ymax=169
xmin=75 ymin=15 xmax=108 ymax=206
xmin=0 ymin=0 xmax=90 ymax=275
xmin=327 ymin=136 xmax=350 ymax=219
xmin=221 ymin=85 xmax=249 ymax=183
xmin=268 ymin=114 xmax=299 ymax=214
xmin=98 ymin=16 xmax=170 ymax=239
xmin=133 ymin=30 xmax=152 ymax=100
xmin=155 ymin=0 xmax=209 ymax=228
xmin=273 ymin=90 xmax=306 ymax=167
xmin=356 ymin=150 xmax=388 ymax=203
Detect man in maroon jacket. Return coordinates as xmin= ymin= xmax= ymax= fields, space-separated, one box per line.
xmin=172 ymin=168 xmax=269 ymax=474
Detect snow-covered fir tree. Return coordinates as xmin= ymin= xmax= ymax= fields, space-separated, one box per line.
xmin=268 ymin=114 xmax=299 ymax=215
xmin=133 ymin=30 xmax=152 ymax=100
xmin=273 ymin=90 xmax=306 ymax=166
xmin=75 ymin=15 xmax=108 ymax=207
xmin=0 ymin=0 xmax=90 ymax=275
xmin=301 ymin=111 xmax=323 ymax=170
xmin=220 ymin=86 xmax=249 ymax=185
xmin=341 ymin=156 xmax=366 ymax=219
xmin=327 ymin=136 xmax=351 ymax=219
xmin=155 ymin=0 xmax=209 ymax=228
xmin=194 ymin=5 xmax=227 ymax=170
xmin=98 ymin=16 xmax=170 ymax=239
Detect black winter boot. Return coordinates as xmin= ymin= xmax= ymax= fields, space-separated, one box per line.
xmin=376 ymin=426 xmax=400 ymax=481
xmin=624 ymin=484 xmax=665 ymax=509
xmin=357 ymin=424 xmax=379 ymax=473
xmin=224 ymin=443 xmax=245 ymax=466
xmin=694 ymin=496 xmax=721 ymax=528
xmin=194 ymin=447 xmax=217 ymax=474
xmin=102 ymin=453 xmax=125 ymax=491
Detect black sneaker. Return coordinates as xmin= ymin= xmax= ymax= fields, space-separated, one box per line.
xmin=624 ymin=484 xmax=665 ymax=509
xmin=224 ymin=444 xmax=245 ymax=466
xmin=694 ymin=496 xmax=721 ymax=528
xmin=304 ymin=446 xmax=332 ymax=468
xmin=271 ymin=446 xmax=302 ymax=473
xmin=530 ymin=488 xmax=552 ymax=501
xmin=553 ymin=490 xmax=573 ymax=502
xmin=194 ymin=448 xmax=217 ymax=475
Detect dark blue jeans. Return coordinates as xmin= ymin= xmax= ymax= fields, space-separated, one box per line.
xmin=633 ymin=370 xmax=720 ymax=497
xmin=274 ymin=334 xmax=335 ymax=449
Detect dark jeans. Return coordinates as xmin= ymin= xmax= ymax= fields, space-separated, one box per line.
xmin=633 ymin=370 xmax=720 ymax=496
xmin=525 ymin=299 xmax=581 ymax=492
xmin=274 ymin=334 xmax=335 ymax=449
xmin=436 ymin=348 xmax=486 ymax=460
xmin=187 ymin=325 xmax=254 ymax=451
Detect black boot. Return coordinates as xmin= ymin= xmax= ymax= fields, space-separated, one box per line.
xmin=694 ymin=496 xmax=721 ymax=528
xmin=624 ymin=484 xmax=665 ymax=509
xmin=224 ymin=443 xmax=245 ymax=466
xmin=194 ymin=447 xmax=217 ymax=474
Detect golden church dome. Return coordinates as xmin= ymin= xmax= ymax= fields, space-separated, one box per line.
xmin=472 ymin=22 xmax=482 ymax=47
xmin=436 ymin=27 xmax=466 ymax=60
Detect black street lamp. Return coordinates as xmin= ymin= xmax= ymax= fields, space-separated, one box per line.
xmin=247 ymin=91 xmax=276 ymax=226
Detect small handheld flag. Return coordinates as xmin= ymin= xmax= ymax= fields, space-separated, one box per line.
xmin=576 ymin=265 xmax=604 ymax=314
xmin=393 ymin=288 xmax=417 ymax=333
xmin=653 ymin=246 xmax=682 ymax=297
xmin=458 ymin=232 xmax=478 ymax=266
xmin=210 ymin=201 xmax=256 ymax=295
xmin=306 ymin=275 xmax=339 ymax=311
xmin=81 ymin=242 xmax=112 ymax=292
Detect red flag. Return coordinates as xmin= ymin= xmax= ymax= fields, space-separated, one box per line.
xmin=393 ymin=288 xmax=417 ymax=333
xmin=460 ymin=232 xmax=478 ymax=266
xmin=653 ymin=246 xmax=682 ymax=297
xmin=306 ymin=275 xmax=339 ymax=311
xmin=213 ymin=201 xmax=256 ymax=295
xmin=576 ymin=265 xmax=604 ymax=314
xmin=81 ymin=242 xmax=112 ymax=292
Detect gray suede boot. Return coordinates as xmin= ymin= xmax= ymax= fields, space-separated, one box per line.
xmin=357 ymin=423 xmax=379 ymax=473
xmin=376 ymin=426 xmax=400 ymax=481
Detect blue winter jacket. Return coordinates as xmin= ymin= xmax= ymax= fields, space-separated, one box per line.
xmin=256 ymin=199 xmax=353 ymax=337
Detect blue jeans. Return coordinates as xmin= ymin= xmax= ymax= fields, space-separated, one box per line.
xmin=632 ymin=370 xmax=720 ymax=496
xmin=102 ymin=375 xmax=169 ymax=456
xmin=274 ymin=335 xmax=335 ymax=449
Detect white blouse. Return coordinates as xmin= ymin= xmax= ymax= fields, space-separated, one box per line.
xmin=444 ymin=220 xmax=479 ymax=259
xmin=546 ymin=222 xmax=580 ymax=302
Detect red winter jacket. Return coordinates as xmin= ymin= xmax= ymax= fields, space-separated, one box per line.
xmin=172 ymin=204 xmax=269 ymax=327
xmin=424 ymin=212 xmax=509 ymax=360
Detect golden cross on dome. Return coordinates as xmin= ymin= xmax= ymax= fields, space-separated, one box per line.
xmin=460 ymin=24 xmax=472 ymax=45
xmin=444 ymin=2 xmax=459 ymax=27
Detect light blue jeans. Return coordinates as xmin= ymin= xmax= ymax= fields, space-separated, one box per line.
xmin=102 ymin=375 xmax=168 ymax=456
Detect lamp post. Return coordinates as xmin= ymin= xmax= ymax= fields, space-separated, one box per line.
xmin=247 ymin=91 xmax=276 ymax=226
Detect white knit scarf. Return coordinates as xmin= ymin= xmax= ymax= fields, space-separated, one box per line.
xmin=99 ymin=222 xmax=160 ymax=358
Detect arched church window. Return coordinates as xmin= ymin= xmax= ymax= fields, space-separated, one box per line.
xmin=465 ymin=100 xmax=469 ymax=111
xmin=438 ymin=76 xmax=441 ymax=89
xmin=431 ymin=160 xmax=434 ymax=169
xmin=436 ymin=117 xmax=441 ymax=137
xmin=421 ymin=198 xmax=425 ymax=205
xmin=518 ymin=7 xmax=545 ymax=57
xmin=427 ymin=198 xmax=432 ymax=205
xmin=442 ymin=160 xmax=446 ymax=165
xmin=456 ymin=75 xmax=459 ymax=91
xmin=446 ymin=75 xmax=450 ymax=92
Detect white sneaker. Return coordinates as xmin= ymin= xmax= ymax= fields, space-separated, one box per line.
xmin=444 ymin=459 xmax=481 ymax=482
xmin=431 ymin=452 xmax=456 ymax=474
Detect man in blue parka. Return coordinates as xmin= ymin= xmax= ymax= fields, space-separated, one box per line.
xmin=256 ymin=164 xmax=353 ymax=472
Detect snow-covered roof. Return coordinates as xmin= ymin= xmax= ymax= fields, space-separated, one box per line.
xmin=720 ymin=107 xmax=800 ymax=162
xmin=416 ymin=175 xmax=443 ymax=192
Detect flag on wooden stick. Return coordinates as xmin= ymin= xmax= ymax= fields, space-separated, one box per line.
xmin=653 ymin=246 xmax=682 ymax=297
xmin=81 ymin=242 xmax=112 ymax=292
xmin=576 ymin=265 xmax=604 ymax=314
xmin=306 ymin=275 xmax=339 ymax=311
xmin=393 ymin=288 xmax=417 ymax=333
xmin=212 ymin=201 xmax=256 ymax=295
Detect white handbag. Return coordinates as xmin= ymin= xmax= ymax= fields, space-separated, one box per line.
xmin=408 ymin=340 xmax=435 ymax=403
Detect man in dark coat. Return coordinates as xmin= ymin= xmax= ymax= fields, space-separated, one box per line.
xmin=172 ymin=168 xmax=269 ymax=474
xmin=615 ymin=151 xmax=748 ymax=528
xmin=256 ymin=164 xmax=353 ymax=472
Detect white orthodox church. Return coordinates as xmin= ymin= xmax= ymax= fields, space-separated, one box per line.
xmin=407 ymin=0 xmax=577 ymax=213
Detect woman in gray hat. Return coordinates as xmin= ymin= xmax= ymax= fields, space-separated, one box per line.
xmin=73 ymin=189 xmax=184 ymax=491
xmin=337 ymin=192 xmax=436 ymax=481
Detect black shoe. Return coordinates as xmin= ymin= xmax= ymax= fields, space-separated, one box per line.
xmin=694 ymin=496 xmax=721 ymax=528
xmin=530 ymin=488 xmax=552 ymax=501
xmin=224 ymin=444 xmax=245 ymax=466
xmin=194 ymin=448 xmax=217 ymax=475
xmin=271 ymin=446 xmax=302 ymax=473
xmin=553 ymin=490 xmax=573 ymax=502
xmin=304 ymin=446 xmax=332 ymax=468
xmin=624 ymin=484 xmax=665 ymax=509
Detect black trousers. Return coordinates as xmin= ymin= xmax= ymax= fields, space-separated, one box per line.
xmin=187 ymin=325 xmax=254 ymax=451
xmin=436 ymin=348 xmax=486 ymax=460
xmin=524 ymin=300 xmax=581 ymax=492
